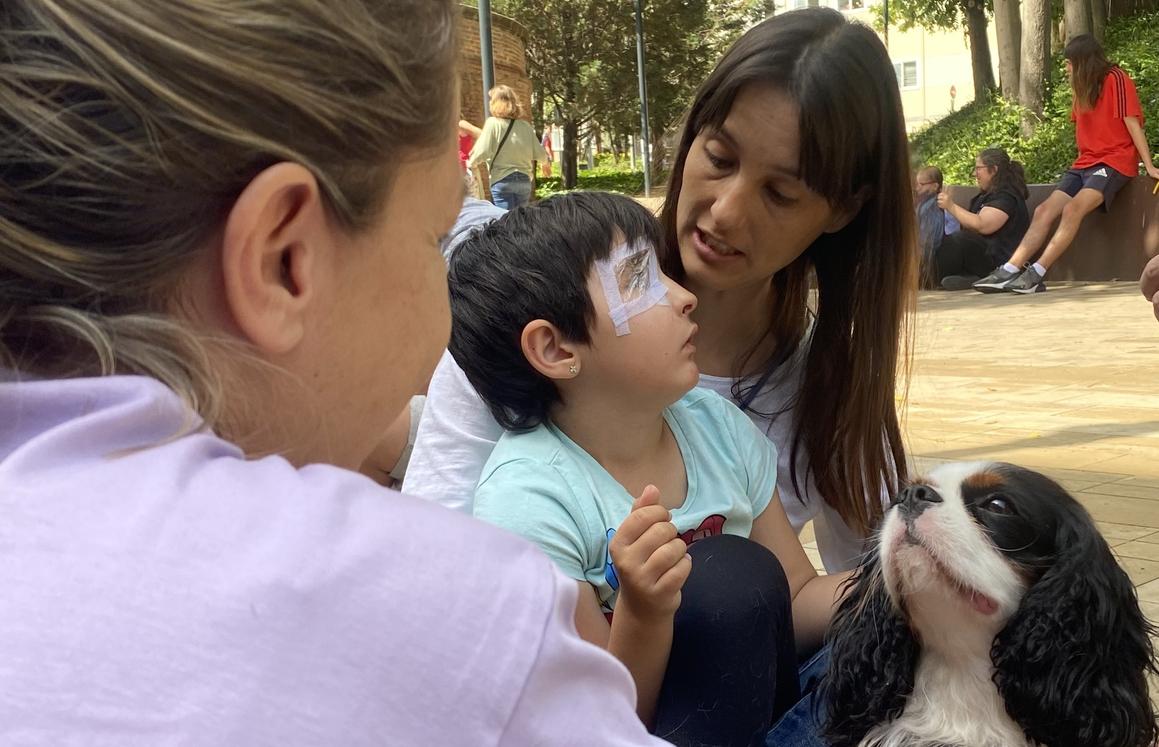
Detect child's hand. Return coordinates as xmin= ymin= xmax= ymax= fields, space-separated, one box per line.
xmin=609 ymin=485 xmax=692 ymax=621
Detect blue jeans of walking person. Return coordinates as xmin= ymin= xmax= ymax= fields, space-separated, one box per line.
xmin=490 ymin=171 xmax=532 ymax=210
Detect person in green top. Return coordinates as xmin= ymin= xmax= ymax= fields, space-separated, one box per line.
xmin=466 ymin=85 xmax=549 ymax=210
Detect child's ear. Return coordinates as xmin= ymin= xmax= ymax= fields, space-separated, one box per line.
xmin=521 ymin=320 xmax=581 ymax=380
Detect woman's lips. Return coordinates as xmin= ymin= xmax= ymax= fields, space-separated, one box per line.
xmin=691 ymin=227 xmax=744 ymax=264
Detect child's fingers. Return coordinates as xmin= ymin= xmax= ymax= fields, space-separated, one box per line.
xmin=613 ymin=504 xmax=670 ymax=547
xmin=654 ymin=552 xmax=693 ymax=594
xmin=613 ymin=518 xmax=677 ymax=567
xmin=630 ymin=484 xmax=661 ymax=511
xmin=640 ymin=537 xmax=691 ymax=582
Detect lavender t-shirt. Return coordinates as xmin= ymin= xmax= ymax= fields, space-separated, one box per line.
xmin=0 ymin=375 xmax=660 ymax=746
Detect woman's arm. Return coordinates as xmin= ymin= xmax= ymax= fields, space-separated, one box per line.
xmin=1125 ymin=117 xmax=1159 ymax=180
xmin=466 ymin=118 xmax=497 ymax=170
xmin=748 ymin=492 xmax=851 ymax=655
xmin=458 ymin=119 xmax=482 ymax=140
xmin=938 ymin=193 xmax=1010 ymax=236
xmin=400 ymin=349 xmax=503 ymax=511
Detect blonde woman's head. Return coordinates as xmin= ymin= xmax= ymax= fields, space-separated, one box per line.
xmin=0 ymin=0 xmax=463 ymax=467
xmin=488 ymin=85 xmax=523 ymax=119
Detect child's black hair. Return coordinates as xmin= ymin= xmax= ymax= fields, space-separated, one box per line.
xmin=448 ymin=191 xmax=663 ymax=431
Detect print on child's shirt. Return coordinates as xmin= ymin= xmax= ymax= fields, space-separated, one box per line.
xmin=603 ymin=514 xmax=727 ymax=596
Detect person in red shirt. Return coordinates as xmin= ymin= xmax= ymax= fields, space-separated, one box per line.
xmin=974 ymin=34 xmax=1159 ymax=294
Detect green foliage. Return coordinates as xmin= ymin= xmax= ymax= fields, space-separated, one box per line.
xmin=871 ymin=0 xmax=990 ymax=33
xmin=910 ymin=10 xmax=1159 ymax=185
xmin=534 ymin=162 xmax=668 ymax=199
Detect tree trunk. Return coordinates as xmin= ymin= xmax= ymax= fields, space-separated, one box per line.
xmin=1019 ymin=0 xmax=1052 ymax=135
xmin=1052 ymin=18 xmax=1063 ymax=53
xmin=531 ymin=79 xmax=545 ymax=137
xmin=1064 ymin=0 xmax=1092 ymax=39
xmin=964 ymin=4 xmax=997 ymax=97
xmin=562 ymin=119 xmax=579 ymax=189
xmin=994 ymin=0 xmax=1022 ymax=100
xmin=1090 ymin=0 xmax=1107 ymax=41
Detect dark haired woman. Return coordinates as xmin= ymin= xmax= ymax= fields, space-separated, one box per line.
xmin=408 ymin=8 xmax=916 ymax=577
xmin=933 ymin=148 xmax=1030 ymax=290
xmin=975 ymin=34 xmax=1159 ymax=294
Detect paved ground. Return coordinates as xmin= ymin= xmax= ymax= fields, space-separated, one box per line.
xmin=802 ymin=280 xmax=1159 ymax=619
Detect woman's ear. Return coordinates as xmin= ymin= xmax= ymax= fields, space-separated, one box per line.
xmin=823 ymin=186 xmax=873 ymax=235
xmin=219 ymin=162 xmax=327 ymax=355
xmin=521 ymin=320 xmax=581 ymax=380
xmin=821 ymin=544 xmax=918 ymax=747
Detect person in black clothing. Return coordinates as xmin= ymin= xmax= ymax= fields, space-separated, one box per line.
xmin=932 ymin=148 xmax=1031 ymax=291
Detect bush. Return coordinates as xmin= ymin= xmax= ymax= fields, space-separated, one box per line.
xmin=534 ymin=161 xmax=667 ymax=200
xmin=910 ymin=10 xmax=1159 ymax=185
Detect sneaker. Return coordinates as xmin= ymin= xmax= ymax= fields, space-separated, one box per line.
xmin=1006 ymin=265 xmax=1046 ymax=294
xmin=941 ymin=274 xmax=979 ymax=291
xmin=973 ymin=266 xmax=1022 ymax=293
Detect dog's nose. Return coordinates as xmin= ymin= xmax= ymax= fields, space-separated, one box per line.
xmin=893 ymin=484 xmax=943 ymax=513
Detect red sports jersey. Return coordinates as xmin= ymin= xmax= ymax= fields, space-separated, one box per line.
xmin=1072 ymin=67 xmax=1144 ymax=176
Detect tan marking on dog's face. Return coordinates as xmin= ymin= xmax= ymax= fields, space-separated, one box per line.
xmin=963 ymin=471 xmax=1005 ymax=491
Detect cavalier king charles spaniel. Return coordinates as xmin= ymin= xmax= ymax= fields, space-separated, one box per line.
xmin=822 ymin=462 xmax=1157 ymax=747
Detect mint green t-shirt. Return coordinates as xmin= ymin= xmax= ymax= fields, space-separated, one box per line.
xmin=473 ymin=388 xmax=778 ymax=613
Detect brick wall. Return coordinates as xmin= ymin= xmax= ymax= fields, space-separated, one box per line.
xmin=459 ymin=6 xmax=532 ymax=128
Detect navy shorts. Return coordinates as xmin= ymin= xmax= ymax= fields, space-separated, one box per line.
xmin=1057 ymin=163 xmax=1131 ymax=211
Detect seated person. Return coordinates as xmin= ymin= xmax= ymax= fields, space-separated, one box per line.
xmin=933 ymin=148 xmax=1030 ymax=291
xmin=447 ymin=191 xmax=847 ymax=743
xmin=915 ymin=165 xmax=959 ymax=288
xmin=975 ymin=35 xmax=1159 ymax=294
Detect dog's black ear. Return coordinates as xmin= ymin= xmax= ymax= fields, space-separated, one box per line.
xmin=993 ymin=507 xmax=1158 ymax=747
xmin=820 ymin=545 xmax=918 ymax=747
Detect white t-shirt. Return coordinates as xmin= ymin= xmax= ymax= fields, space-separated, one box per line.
xmin=404 ymin=338 xmax=871 ymax=572
xmin=0 ymin=374 xmax=662 ymax=746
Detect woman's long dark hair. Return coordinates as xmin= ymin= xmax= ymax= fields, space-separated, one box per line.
xmin=1065 ymin=34 xmax=1114 ymax=111
xmin=978 ymin=147 xmax=1029 ymax=199
xmin=658 ymin=8 xmax=915 ymax=536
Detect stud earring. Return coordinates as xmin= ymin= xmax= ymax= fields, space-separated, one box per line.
xmin=568 ymin=364 xmax=579 ymax=375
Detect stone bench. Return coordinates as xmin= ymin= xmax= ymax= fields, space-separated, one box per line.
xmin=947 ymin=175 xmax=1159 ymax=281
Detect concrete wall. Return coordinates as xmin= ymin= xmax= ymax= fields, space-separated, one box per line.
xmin=458 ymin=6 xmax=532 ymax=129
xmin=947 ymin=177 xmax=1159 ymax=282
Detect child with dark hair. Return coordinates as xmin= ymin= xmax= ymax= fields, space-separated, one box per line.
xmin=448 ymin=191 xmax=846 ymax=744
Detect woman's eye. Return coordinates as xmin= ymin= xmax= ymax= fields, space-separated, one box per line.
xmin=704 ymin=147 xmax=730 ymax=170
xmin=765 ymin=186 xmax=796 ymax=207
xmin=983 ymin=495 xmax=1015 ymax=515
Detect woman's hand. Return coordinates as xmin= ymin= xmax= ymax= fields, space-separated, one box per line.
xmin=935 ymin=191 xmax=953 ymax=211
xmin=1146 ymin=160 xmax=1159 ymax=181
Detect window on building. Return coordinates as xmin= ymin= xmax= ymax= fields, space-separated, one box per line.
xmin=893 ymin=60 xmax=919 ymax=90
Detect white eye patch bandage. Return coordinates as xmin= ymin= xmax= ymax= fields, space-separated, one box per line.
xmin=595 ymin=240 xmax=669 ymax=336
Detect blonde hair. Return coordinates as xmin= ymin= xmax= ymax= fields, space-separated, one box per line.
xmin=488 ymin=84 xmax=523 ymax=119
xmin=0 ymin=0 xmax=457 ymax=426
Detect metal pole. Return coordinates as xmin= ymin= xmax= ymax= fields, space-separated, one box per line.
xmin=479 ymin=0 xmax=495 ymax=116
xmin=634 ymin=0 xmax=652 ymax=197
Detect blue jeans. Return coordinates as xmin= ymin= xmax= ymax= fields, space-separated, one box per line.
xmin=765 ymin=647 xmax=829 ymax=746
xmin=489 ymin=172 xmax=532 ymax=210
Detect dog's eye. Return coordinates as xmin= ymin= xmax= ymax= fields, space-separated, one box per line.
xmin=982 ymin=495 xmax=1015 ymax=515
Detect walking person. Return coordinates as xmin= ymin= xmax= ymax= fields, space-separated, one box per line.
xmin=468 ymin=85 xmax=550 ymax=210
